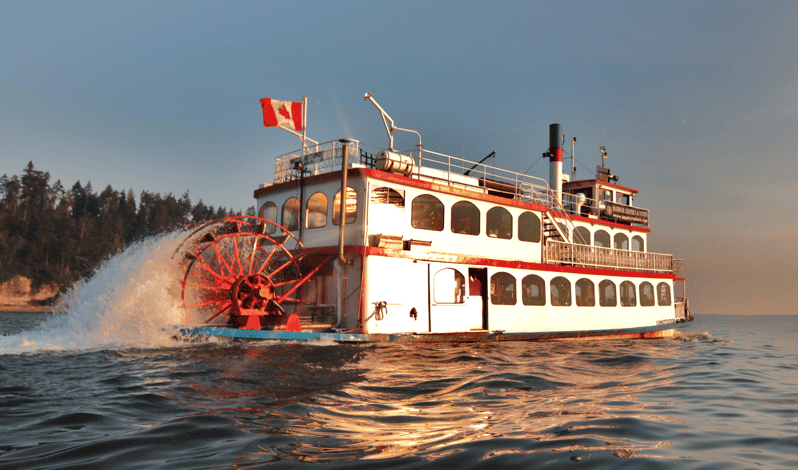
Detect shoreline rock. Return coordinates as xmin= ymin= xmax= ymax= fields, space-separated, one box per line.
xmin=0 ymin=276 xmax=59 ymax=313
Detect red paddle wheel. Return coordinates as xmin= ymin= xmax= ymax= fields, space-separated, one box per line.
xmin=176 ymin=216 xmax=314 ymax=330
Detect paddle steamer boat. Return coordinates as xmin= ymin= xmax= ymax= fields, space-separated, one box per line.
xmin=177 ymin=94 xmax=692 ymax=342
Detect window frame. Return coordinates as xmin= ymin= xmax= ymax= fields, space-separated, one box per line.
xmin=259 ymin=202 xmax=278 ymax=234
xmin=575 ymin=278 xmax=595 ymax=307
xmin=599 ymin=279 xmax=617 ymax=307
xmin=490 ymin=272 xmax=517 ymax=306
xmin=518 ymin=211 xmax=541 ymax=243
xmin=333 ymin=187 xmax=358 ymax=226
xmin=411 ymin=194 xmax=445 ymax=232
xmin=281 ymin=197 xmax=300 ymax=232
xmin=433 ymin=268 xmax=466 ymax=304
xmin=550 ymin=276 xmax=572 ymax=307
xmin=620 ymin=280 xmax=637 ymax=307
xmin=521 ymin=274 xmax=546 ymax=306
xmin=450 ymin=200 xmax=480 ymax=236
xmin=486 ymin=206 xmax=513 ymax=239
xmin=305 ymin=192 xmax=328 ymax=229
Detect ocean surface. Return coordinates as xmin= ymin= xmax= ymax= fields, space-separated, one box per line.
xmin=1 ymin=236 xmax=797 ymax=469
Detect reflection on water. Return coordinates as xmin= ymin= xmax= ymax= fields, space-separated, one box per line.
xmin=2 ymin=316 xmax=797 ymax=469
xmin=162 ymin=340 xmax=689 ymax=466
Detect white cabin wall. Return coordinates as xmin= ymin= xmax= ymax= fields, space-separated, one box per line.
xmin=361 ymin=256 xmax=429 ymax=334
xmin=486 ymin=270 xmax=674 ymax=334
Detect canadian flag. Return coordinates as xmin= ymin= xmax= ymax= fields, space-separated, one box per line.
xmin=260 ymin=98 xmax=303 ymax=131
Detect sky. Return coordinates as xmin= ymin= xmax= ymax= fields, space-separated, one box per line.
xmin=2 ymin=0 xmax=797 ymax=316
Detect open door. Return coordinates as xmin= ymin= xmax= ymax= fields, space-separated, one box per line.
xmin=469 ymin=267 xmax=488 ymax=330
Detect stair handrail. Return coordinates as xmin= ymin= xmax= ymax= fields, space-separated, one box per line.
xmin=544 ymin=187 xmax=588 ymax=245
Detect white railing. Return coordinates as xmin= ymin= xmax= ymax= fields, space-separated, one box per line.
xmin=274 ymin=140 xmax=361 ymax=184
xmin=544 ymin=240 xmax=674 ymax=273
xmin=415 ymin=148 xmax=552 ymax=206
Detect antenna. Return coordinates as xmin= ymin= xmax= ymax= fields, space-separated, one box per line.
xmin=571 ymin=137 xmax=577 ymax=179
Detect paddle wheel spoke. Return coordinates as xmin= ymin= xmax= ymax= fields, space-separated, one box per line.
xmin=176 ymin=216 xmax=309 ymax=326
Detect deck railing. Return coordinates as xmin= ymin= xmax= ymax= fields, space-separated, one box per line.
xmin=544 ymin=240 xmax=675 ymax=273
xmin=274 ymin=140 xmax=364 ymax=183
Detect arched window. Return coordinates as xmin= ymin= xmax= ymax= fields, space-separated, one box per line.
xmin=518 ymin=211 xmax=541 ymax=243
xmin=550 ymin=276 xmax=571 ymax=306
xmin=433 ymin=268 xmax=466 ymax=304
xmin=594 ymin=230 xmax=610 ymax=248
xmin=521 ymin=274 xmax=545 ymax=306
xmin=599 ymin=280 xmax=617 ymax=307
xmin=411 ymin=194 xmax=444 ymax=231
xmin=333 ymin=187 xmax=357 ymax=225
xmin=639 ymin=282 xmax=655 ymax=306
xmin=620 ymin=281 xmax=637 ymax=306
xmin=632 ymin=235 xmax=645 ymax=252
xmin=259 ymin=202 xmax=278 ymax=234
xmin=450 ymin=201 xmax=480 ymax=235
xmin=574 ymin=226 xmax=591 ymax=245
xmin=487 ymin=207 xmax=513 ymax=239
xmin=305 ymin=192 xmax=328 ymax=229
xmin=576 ymin=278 xmax=595 ymax=306
xmin=370 ymin=186 xmax=404 ymax=206
xmin=490 ymin=272 xmax=516 ymax=305
xmin=281 ymin=197 xmax=300 ymax=232
xmin=657 ymin=282 xmax=672 ymax=306
xmin=614 ymin=233 xmax=629 ymax=250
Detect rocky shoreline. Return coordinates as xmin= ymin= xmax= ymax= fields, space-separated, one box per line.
xmin=0 ymin=276 xmax=59 ymax=313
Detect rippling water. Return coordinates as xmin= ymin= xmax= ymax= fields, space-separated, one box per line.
xmin=1 ymin=237 xmax=797 ymax=469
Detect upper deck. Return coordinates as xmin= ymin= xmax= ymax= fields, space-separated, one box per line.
xmin=255 ymin=139 xmax=681 ymax=276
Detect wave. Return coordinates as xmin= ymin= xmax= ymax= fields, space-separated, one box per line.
xmin=0 ymin=232 xmax=190 ymax=354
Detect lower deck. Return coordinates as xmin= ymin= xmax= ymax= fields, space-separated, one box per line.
xmin=253 ymin=246 xmax=690 ymax=337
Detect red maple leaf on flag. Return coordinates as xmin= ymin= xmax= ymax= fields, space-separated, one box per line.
xmin=277 ymin=104 xmax=291 ymax=120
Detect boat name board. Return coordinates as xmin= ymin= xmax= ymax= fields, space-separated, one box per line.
xmin=604 ymin=201 xmax=649 ymax=227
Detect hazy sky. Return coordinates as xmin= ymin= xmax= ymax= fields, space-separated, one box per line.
xmin=2 ymin=0 xmax=797 ymax=316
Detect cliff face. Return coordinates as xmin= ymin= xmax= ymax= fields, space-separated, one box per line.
xmin=0 ymin=276 xmax=59 ymax=312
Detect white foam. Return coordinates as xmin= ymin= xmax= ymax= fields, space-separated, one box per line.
xmin=0 ymin=231 xmax=191 ymax=354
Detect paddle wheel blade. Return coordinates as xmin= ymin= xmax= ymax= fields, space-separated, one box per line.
xmin=175 ymin=216 xmax=309 ymax=328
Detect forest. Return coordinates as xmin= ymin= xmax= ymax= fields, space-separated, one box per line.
xmin=0 ymin=162 xmax=250 ymax=296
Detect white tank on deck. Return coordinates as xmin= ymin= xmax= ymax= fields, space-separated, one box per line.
xmin=376 ymin=150 xmax=415 ymax=177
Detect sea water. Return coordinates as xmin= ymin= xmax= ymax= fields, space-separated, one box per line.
xmin=1 ymin=237 xmax=797 ymax=469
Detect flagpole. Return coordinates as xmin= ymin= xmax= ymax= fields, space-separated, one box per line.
xmin=302 ymin=96 xmax=308 ymax=150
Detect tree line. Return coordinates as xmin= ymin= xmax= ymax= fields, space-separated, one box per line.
xmin=0 ymin=162 xmax=251 ymax=293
